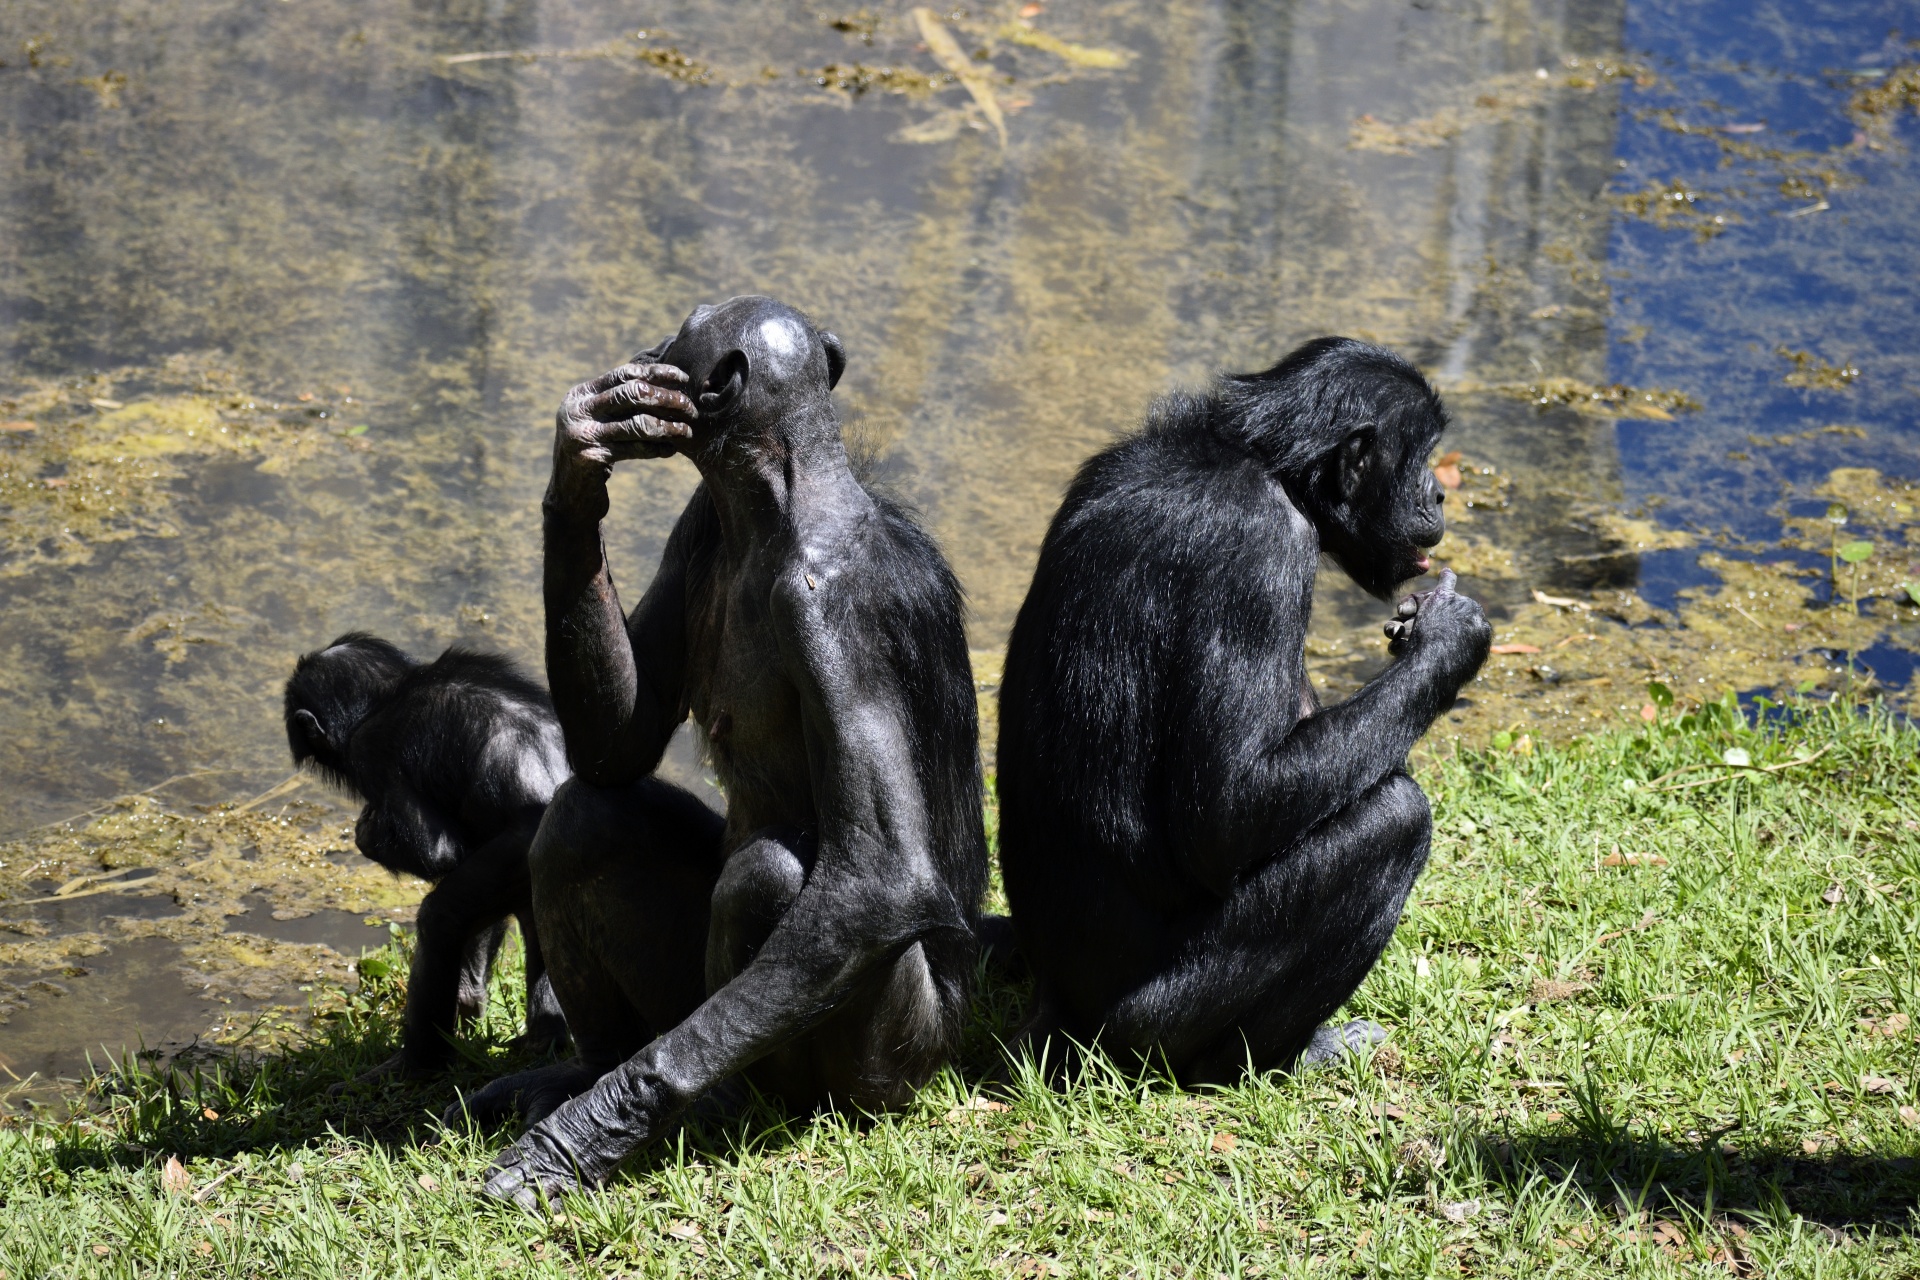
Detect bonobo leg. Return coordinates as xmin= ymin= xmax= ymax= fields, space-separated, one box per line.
xmin=447 ymin=776 xmax=724 ymax=1129
xmin=706 ymin=832 xmax=953 ymax=1112
xmin=1104 ymin=772 xmax=1431 ymax=1086
xmin=338 ymin=826 xmax=541 ymax=1090
xmin=514 ymin=909 xmax=568 ymax=1054
xmin=456 ymin=919 xmax=510 ymax=1030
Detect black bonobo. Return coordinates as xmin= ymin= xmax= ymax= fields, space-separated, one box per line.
xmin=284 ymin=635 xmax=571 ymax=1082
xmin=451 ymin=296 xmax=987 ymax=1206
xmin=997 ymin=337 xmax=1491 ymax=1084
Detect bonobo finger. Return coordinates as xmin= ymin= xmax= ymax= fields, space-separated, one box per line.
xmin=1431 ymin=568 xmax=1458 ymax=596
xmin=592 ymin=416 xmax=693 ymax=453
xmin=1395 ymin=596 xmax=1419 ymax=620
xmin=575 ymin=361 xmax=690 ymax=401
xmin=584 ymin=380 xmax=697 ymax=424
xmin=482 ymin=1128 xmax=580 ymax=1209
xmin=1383 ymin=620 xmax=1405 ymax=641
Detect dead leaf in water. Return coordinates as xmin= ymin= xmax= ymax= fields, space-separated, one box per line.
xmin=0 ymin=420 xmax=34 ymax=432
xmin=912 ymin=8 xmax=1006 ymax=147
xmin=1001 ymin=24 xmax=1131 ymax=69
xmin=1491 ymin=643 xmax=1542 ymax=655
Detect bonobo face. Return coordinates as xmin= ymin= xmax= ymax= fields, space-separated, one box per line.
xmin=662 ymin=296 xmax=846 ymax=447
xmin=1316 ymin=388 xmax=1449 ymax=600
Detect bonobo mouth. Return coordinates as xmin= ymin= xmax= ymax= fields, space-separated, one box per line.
xmin=1413 ymin=552 xmax=1432 ymax=574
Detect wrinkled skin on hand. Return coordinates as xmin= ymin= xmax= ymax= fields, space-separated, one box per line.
xmin=1382 ymin=568 xmax=1491 ymax=673
xmin=476 ymin=1069 xmax=666 ymax=1209
xmin=545 ymin=343 xmax=698 ymax=522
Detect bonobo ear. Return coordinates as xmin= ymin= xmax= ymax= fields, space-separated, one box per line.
xmin=1338 ymin=430 xmax=1375 ymax=500
xmin=292 ymin=708 xmax=326 ymax=751
xmin=820 ymin=331 xmax=847 ymax=390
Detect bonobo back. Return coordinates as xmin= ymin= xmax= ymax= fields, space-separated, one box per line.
xmin=997 ymin=337 xmax=1486 ymax=1078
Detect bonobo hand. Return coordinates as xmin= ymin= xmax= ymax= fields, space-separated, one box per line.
xmin=1381 ymin=569 xmax=1492 ymax=680
xmin=546 ymin=347 xmax=698 ymax=522
xmin=479 ymin=1072 xmax=666 ymax=1210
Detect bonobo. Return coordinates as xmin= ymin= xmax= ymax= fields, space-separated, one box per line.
xmin=284 ymin=634 xmax=570 ymax=1081
xmin=997 ymin=337 xmax=1490 ymax=1084
xmin=452 ymin=296 xmax=987 ymax=1206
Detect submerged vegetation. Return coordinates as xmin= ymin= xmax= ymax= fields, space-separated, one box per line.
xmin=4 ymin=706 xmax=1919 ymax=1275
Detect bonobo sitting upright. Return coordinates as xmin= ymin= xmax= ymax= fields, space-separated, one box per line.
xmin=997 ymin=337 xmax=1490 ymax=1084
xmin=453 ymin=296 xmax=987 ymax=1206
xmin=284 ymin=635 xmax=570 ymax=1082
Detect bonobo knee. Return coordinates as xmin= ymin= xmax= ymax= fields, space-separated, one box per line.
xmin=526 ymin=778 xmax=611 ymax=889
xmin=713 ymin=834 xmax=809 ymax=925
xmin=1367 ymin=773 xmax=1432 ymax=851
xmin=707 ymin=832 xmax=811 ymax=987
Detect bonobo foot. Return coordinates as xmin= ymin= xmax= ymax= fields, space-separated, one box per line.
xmin=474 ymin=1071 xmax=672 ymax=1209
xmin=1296 ymin=1019 xmax=1390 ymax=1071
xmin=441 ymin=1060 xmax=606 ymax=1132
xmin=508 ymin=1013 xmax=571 ymax=1058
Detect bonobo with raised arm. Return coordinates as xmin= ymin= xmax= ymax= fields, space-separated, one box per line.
xmin=997 ymin=337 xmax=1491 ymax=1084
xmin=453 ymin=296 xmax=987 ymax=1206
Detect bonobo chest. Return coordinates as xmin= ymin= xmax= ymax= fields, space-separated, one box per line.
xmin=684 ymin=553 xmax=814 ymax=843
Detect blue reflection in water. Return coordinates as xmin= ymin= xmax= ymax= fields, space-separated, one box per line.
xmin=1607 ymin=0 xmax=1920 ymax=620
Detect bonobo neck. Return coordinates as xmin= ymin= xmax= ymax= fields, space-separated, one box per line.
xmin=694 ymin=402 xmax=864 ymax=550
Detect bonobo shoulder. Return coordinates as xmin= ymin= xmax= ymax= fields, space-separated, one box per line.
xmin=1054 ymin=420 xmax=1306 ymax=561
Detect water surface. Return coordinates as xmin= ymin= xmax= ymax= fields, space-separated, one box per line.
xmin=1 ymin=0 xmax=1915 ymax=1098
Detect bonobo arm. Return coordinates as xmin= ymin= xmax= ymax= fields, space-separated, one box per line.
xmin=1189 ymin=570 xmax=1488 ymax=888
xmin=355 ymin=783 xmax=463 ymax=881
xmin=542 ymin=355 xmax=700 ymax=785
xmin=484 ymin=547 xmax=964 ymax=1204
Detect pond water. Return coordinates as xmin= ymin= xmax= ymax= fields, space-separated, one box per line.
xmin=2 ymin=0 xmax=1916 ymax=1100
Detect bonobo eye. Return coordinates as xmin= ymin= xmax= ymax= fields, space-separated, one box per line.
xmin=697 ymin=350 xmax=749 ymax=413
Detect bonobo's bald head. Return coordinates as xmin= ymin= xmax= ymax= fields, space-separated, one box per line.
xmin=663 ymin=296 xmax=846 ymax=454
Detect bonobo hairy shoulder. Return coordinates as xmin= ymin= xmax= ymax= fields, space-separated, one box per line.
xmin=401 ymin=649 xmax=553 ymax=709
xmin=1043 ymin=391 xmax=1306 ymax=578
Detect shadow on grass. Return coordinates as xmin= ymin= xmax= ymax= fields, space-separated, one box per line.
xmin=40 ymin=945 xmax=1037 ymax=1180
xmin=1481 ymin=1128 xmax=1920 ymax=1237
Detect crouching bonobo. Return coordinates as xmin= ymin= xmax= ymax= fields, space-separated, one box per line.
xmin=997 ymin=337 xmax=1491 ymax=1084
xmin=452 ymin=296 xmax=988 ymax=1206
xmin=284 ymin=635 xmax=570 ymax=1083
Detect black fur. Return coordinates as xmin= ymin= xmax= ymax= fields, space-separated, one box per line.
xmin=997 ymin=337 xmax=1489 ymax=1084
xmin=284 ymin=634 xmax=570 ymax=1082
xmin=456 ymin=296 xmax=989 ymax=1207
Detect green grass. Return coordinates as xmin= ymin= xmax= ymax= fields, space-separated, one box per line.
xmin=4 ymin=701 xmax=1920 ymax=1277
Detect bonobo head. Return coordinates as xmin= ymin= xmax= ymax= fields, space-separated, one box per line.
xmin=660 ymin=296 xmax=846 ymax=459
xmin=1222 ymin=337 xmax=1449 ymax=599
xmin=284 ymin=632 xmax=415 ymax=791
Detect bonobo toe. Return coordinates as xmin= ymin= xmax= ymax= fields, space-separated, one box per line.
xmin=443 ymin=1062 xmax=604 ymax=1131
xmin=442 ymin=1071 xmax=533 ymax=1130
xmin=1297 ymin=1019 xmax=1390 ymax=1071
